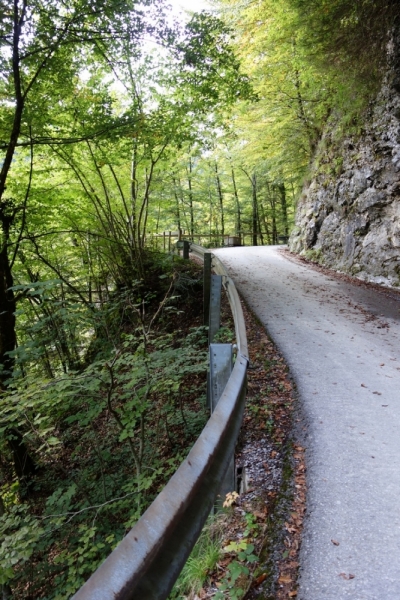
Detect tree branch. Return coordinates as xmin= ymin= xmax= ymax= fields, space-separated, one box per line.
xmin=11 ymin=126 xmax=33 ymax=269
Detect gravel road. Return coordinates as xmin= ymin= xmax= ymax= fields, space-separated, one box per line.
xmin=213 ymin=245 xmax=400 ymax=600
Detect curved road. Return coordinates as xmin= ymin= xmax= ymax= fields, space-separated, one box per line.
xmin=214 ymin=246 xmax=400 ymax=600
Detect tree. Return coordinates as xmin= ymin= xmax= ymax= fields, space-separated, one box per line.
xmin=0 ymin=4 xmax=261 ymax=596
xmin=0 ymin=0 xmax=256 ymax=487
xmin=0 ymin=0 xmax=168 ymax=380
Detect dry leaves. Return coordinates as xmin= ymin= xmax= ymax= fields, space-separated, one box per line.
xmin=276 ymin=442 xmax=306 ymax=600
xmin=201 ymin=297 xmax=305 ymax=600
xmin=254 ymin=573 xmax=267 ymax=586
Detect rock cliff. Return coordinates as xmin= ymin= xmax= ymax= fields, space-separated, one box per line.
xmin=289 ymin=31 xmax=400 ymax=287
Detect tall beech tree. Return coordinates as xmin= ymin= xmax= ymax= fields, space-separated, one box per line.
xmin=0 ymin=0 xmax=169 ymax=385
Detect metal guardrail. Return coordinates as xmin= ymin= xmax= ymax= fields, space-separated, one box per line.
xmin=148 ymin=231 xmax=289 ymax=251
xmin=73 ymin=246 xmax=248 ymax=600
xmin=190 ymin=244 xmax=248 ymax=360
xmin=147 ymin=231 xmax=244 ymax=250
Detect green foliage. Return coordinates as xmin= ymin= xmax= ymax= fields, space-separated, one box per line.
xmin=0 ymin=262 xmax=208 ymax=596
xmin=289 ymin=0 xmax=399 ymax=79
xmin=174 ymin=12 xmax=255 ymax=112
xmin=0 ymin=504 xmax=44 ymax=586
xmin=275 ymin=0 xmax=400 ymax=142
xmin=303 ymin=248 xmax=324 ymax=263
xmin=169 ymin=516 xmax=224 ymax=599
xmin=206 ymin=0 xmax=400 ymax=240
xmin=214 ymin=538 xmax=258 ymax=600
xmin=243 ymin=511 xmax=259 ymax=538
xmin=169 ymin=509 xmax=261 ymax=600
xmin=213 ymin=326 xmax=235 ymax=344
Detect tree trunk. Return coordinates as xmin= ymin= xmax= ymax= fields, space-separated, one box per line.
xmin=269 ymin=194 xmax=278 ymax=244
xmin=293 ymin=62 xmax=319 ymax=153
xmin=0 ymin=6 xmax=37 ymax=484
xmin=251 ymin=174 xmax=258 ymax=246
xmin=230 ymin=165 xmax=241 ymax=239
xmin=208 ymin=187 xmax=213 ymax=242
xmin=172 ymin=178 xmax=181 ymax=231
xmin=187 ymin=158 xmax=194 ymax=239
xmin=0 ymin=244 xmax=16 ymax=382
xmin=259 ymin=197 xmax=271 ymax=244
xmin=214 ymin=162 xmax=224 ymax=240
xmin=257 ymin=206 xmax=264 ymax=245
xmin=7 ymin=428 xmax=36 ymax=484
xmin=278 ymin=182 xmax=289 ymax=239
xmin=0 ymin=241 xmax=36 ymax=484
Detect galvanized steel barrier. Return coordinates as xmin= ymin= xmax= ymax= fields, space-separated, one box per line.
xmin=73 ymin=245 xmax=248 ymax=600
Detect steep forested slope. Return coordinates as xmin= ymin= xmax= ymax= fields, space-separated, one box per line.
xmin=0 ymin=2 xmax=251 ymax=596
xmin=289 ymin=24 xmax=400 ymax=286
xmin=216 ymin=0 xmax=400 ymax=286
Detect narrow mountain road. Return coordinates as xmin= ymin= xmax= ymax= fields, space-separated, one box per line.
xmin=213 ymin=245 xmax=400 ymax=600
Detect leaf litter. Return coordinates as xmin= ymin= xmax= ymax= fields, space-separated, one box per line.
xmin=197 ymin=294 xmax=306 ymax=600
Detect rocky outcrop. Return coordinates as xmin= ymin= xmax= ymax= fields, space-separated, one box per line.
xmin=289 ymin=32 xmax=400 ymax=287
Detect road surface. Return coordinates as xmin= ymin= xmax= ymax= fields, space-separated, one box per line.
xmin=213 ymin=245 xmax=400 ymax=600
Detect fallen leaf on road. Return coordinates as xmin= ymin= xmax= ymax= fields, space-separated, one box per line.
xmin=361 ymin=383 xmax=367 ymax=388
xmin=254 ymin=573 xmax=267 ymax=586
xmin=339 ymin=573 xmax=355 ymax=580
xmin=278 ymin=574 xmax=292 ymax=584
xmin=331 ymin=539 xmax=340 ymax=546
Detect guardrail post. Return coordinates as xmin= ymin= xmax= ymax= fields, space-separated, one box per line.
xmin=174 ymin=240 xmax=189 ymax=259
xmin=209 ymin=344 xmax=232 ymax=412
xmin=182 ymin=240 xmax=190 ymax=259
xmin=209 ymin=343 xmax=236 ymax=503
xmin=203 ymin=253 xmax=211 ymax=326
xmin=209 ymin=274 xmax=222 ymax=343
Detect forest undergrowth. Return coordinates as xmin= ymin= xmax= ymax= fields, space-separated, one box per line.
xmin=0 ymin=254 xmax=210 ymax=599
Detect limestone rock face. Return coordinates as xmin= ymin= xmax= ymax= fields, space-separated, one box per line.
xmin=289 ymin=33 xmax=400 ymax=287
